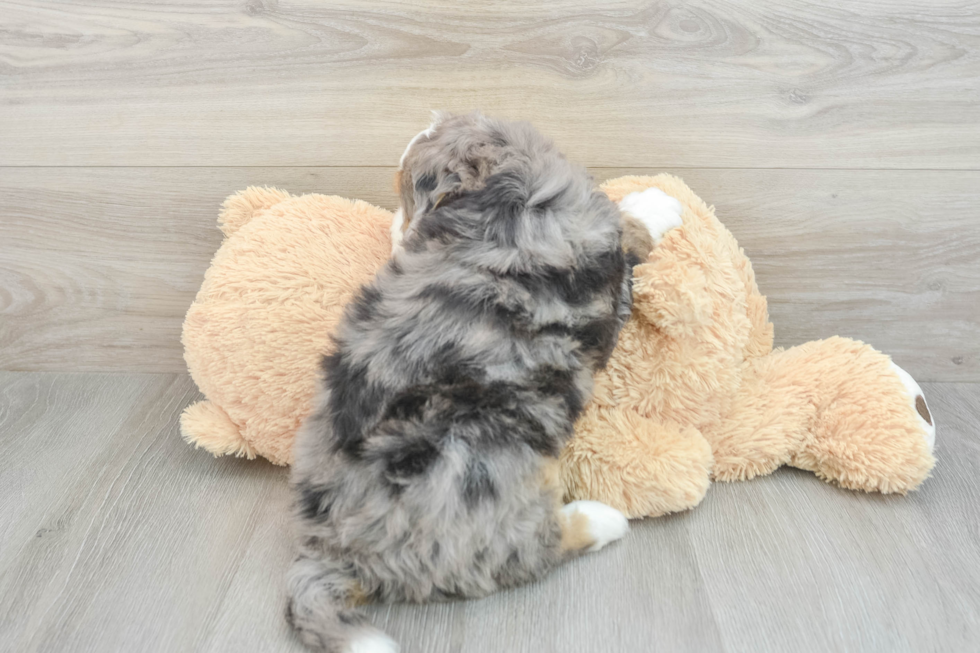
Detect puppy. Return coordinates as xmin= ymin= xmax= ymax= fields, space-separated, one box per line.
xmin=287 ymin=113 xmax=658 ymax=653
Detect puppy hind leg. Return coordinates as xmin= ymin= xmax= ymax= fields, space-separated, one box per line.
xmin=559 ymin=501 xmax=630 ymax=555
xmin=539 ymin=457 xmax=629 ymax=557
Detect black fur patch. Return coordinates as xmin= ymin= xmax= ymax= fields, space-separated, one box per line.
xmin=462 ymin=459 xmax=497 ymax=508
xmin=512 ymin=249 xmax=622 ymax=308
xmin=516 ymin=410 xmax=560 ymax=456
xmin=383 ymin=388 xmax=430 ymax=422
xmin=415 ymin=172 xmax=437 ymax=194
xmin=385 ymin=437 xmax=440 ymax=480
xmin=432 ymin=345 xmax=487 ymax=386
xmin=573 ymin=316 xmax=620 ymax=362
xmin=531 ymin=365 xmax=583 ymax=419
xmin=411 ymin=209 xmax=466 ymax=247
xmin=296 ymin=482 xmax=333 ymax=521
xmin=416 ymin=282 xmax=529 ymax=335
xmin=350 ymin=285 xmax=382 ymax=323
xmin=322 ymin=351 xmax=383 ymax=458
xmin=471 ymin=172 xmax=528 ymax=247
xmin=416 ymin=283 xmax=483 ymax=315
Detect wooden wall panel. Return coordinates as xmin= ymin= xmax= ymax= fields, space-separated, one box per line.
xmin=1 ymin=0 xmax=978 ymax=168
xmin=2 ymin=167 xmax=976 ymax=380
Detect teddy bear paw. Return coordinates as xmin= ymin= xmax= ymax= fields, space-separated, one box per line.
xmin=889 ymin=361 xmax=936 ymax=453
xmin=619 ymin=187 xmax=684 ymax=244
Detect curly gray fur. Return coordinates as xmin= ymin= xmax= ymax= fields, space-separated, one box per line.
xmin=287 ymin=113 xmax=634 ymax=652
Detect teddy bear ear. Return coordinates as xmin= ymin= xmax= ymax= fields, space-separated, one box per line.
xmin=631 ymin=261 xmax=714 ymax=337
xmin=218 ymin=186 xmax=291 ymax=238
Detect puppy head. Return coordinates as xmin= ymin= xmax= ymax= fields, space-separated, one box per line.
xmin=392 ymin=111 xmax=512 ymax=249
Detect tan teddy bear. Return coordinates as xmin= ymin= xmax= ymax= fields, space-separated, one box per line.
xmin=181 ymin=175 xmax=936 ymax=517
xmin=563 ymin=175 xmax=936 ymax=517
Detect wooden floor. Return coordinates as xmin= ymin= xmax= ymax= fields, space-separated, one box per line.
xmin=2 ymin=1 xmax=979 ymax=652
xmin=1 ymin=373 xmax=977 ymax=653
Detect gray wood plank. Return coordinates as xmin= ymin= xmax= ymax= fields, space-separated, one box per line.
xmin=1 ymin=0 xmax=978 ymax=168
xmin=1 ymin=373 xmax=977 ymax=652
xmin=0 ymin=372 xmax=296 ymax=653
xmin=688 ymin=382 xmax=980 ymax=653
xmin=2 ymin=167 xmax=977 ymax=381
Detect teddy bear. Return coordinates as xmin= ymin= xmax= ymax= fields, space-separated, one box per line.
xmin=561 ymin=175 xmax=936 ymax=517
xmin=181 ymin=175 xmax=936 ymax=518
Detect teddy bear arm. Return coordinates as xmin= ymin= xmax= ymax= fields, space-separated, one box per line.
xmin=561 ymin=405 xmax=712 ymax=519
xmin=629 ymin=258 xmax=714 ymax=337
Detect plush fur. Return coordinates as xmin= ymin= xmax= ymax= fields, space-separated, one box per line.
xmin=286 ymin=114 xmax=635 ymax=652
xmin=181 ymin=177 xmax=937 ymax=517
xmin=562 ymin=176 xmax=936 ymax=517
xmin=181 ymin=189 xmax=392 ymax=466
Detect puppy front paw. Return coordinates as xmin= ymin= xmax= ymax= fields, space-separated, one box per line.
xmin=619 ymin=187 xmax=683 ymax=245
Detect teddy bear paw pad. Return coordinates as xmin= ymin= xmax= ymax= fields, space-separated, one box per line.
xmin=889 ymin=361 xmax=936 ymax=453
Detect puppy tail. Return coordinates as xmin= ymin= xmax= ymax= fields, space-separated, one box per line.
xmin=286 ymin=556 xmax=399 ymax=653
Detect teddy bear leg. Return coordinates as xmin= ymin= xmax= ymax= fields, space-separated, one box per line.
xmin=561 ymin=406 xmax=713 ymax=519
xmin=180 ymin=400 xmax=257 ymax=460
xmin=778 ymin=338 xmax=936 ymax=493
xmin=706 ymin=363 xmax=812 ymax=483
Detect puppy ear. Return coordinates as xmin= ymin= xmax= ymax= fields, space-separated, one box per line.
xmin=411 ymin=170 xmax=462 ymax=221
xmin=405 ymin=112 xmax=507 ymax=221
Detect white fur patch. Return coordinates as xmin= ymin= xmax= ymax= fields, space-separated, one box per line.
xmin=561 ymin=500 xmax=629 ymax=552
xmin=390 ymin=208 xmax=405 ymax=257
xmin=397 ymin=118 xmax=439 ymax=169
xmin=346 ymin=630 xmax=400 ymax=653
xmin=618 ymin=187 xmax=684 ymax=244
xmin=889 ymin=361 xmax=936 ymax=452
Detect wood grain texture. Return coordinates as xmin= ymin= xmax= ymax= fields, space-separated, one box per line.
xmin=0 ymin=372 xmax=298 ymax=652
xmin=1 ymin=0 xmax=979 ymax=167
xmin=2 ymin=167 xmax=977 ymax=380
xmin=1 ymin=373 xmax=977 ymax=652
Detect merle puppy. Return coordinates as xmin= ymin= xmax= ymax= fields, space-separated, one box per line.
xmin=287 ymin=113 xmax=658 ymax=653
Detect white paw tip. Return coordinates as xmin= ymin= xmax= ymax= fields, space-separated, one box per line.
xmin=562 ymin=500 xmax=629 ymax=552
xmin=347 ymin=630 xmax=400 ymax=653
xmin=618 ymin=187 xmax=684 ymax=244
xmin=889 ymin=361 xmax=936 ymax=453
